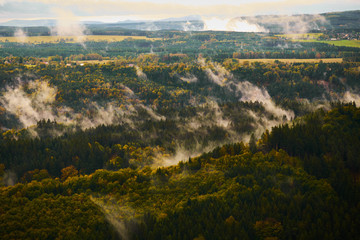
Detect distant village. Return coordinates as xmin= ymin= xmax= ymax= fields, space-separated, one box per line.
xmin=319 ymin=31 xmax=360 ymax=41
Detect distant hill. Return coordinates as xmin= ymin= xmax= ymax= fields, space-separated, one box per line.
xmin=241 ymin=10 xmax=360 ymax=33
xmin=322 ymin=10 xmax=360 ymax=31
xmin=0 ymin=19 xmax=57 ymax=27
xmin=158 ymin=15 xmax=202 ymax=22
xmin=0 ymin=10 xmax=359 ymax=32
xmin=89 ymin=10 xmax=360 ymax=32
xmin=98 ymin=20 xmax=204 ymax=32
xmin=0 ymin=19 xmax=105 ymax=27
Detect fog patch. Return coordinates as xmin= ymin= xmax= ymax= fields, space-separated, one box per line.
xmin=2 ymin=170 xmax=17 ymax=186
xmin=0 ymin=80 xmax=60 ymax=127
xmin=199 ymin=58 xmax=293 ymax=140
xmin=139 ymin=104 xmax=166 ymax=121
xmin=79 ymin=103 xmax=122 ymax=129
xmin=199 ymin=59 xmax=230 ymax=86
xmin=0 ymin=80 xmax=164 ymax=134
xmin=179 ymin=74 xmax=198 ymax=83
xmin=122 ymin=84 xmax=137 ymax=98
xmin=244 ymin=14 xmax=329 ymax=33
xmin=90 ymin=196 xmax=130 ymax=240
xmin=234 ymin=81 xmax=294 ymax=120
xmin=203 ymin=17 xmax=267 ymax=32
xmin=153 ymin=100 xmax=243 ymax=167
xmin=50 ymin=8 xmax=88 ymax=45
xmin=341 ymin=91 xmax=360 ymax=106
xmin=155 ymin=144 xmax=213 ymax=167
xmin=135 ymin=66 xmax=147 ymax=79
xmin=14 ymin=28 xmax=27 ymax=43
xmin=182 ymin=21 xmax=200 ymax=32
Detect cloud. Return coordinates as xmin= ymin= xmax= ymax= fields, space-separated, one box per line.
xmin=0 ymin=0 xmax=8 ymax=6
xmin=59 ymin=0 xmax=360 ymax=16
xmin=203 ymin=17 xmax=267 ymax=32
xmin=2 ymin=0 xmax=360 ymax=22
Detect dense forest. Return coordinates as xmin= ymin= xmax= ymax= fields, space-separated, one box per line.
xmin=0 ymin=57 xmax=359 ymax=179
xmin=1 ymin=31 xmax=360 ymax=61
xmin=1 ymin=104 xmax=360 ymax=239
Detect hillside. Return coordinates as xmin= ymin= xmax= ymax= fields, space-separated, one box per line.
xmin=1 ymin=104 xmax=360 ymax=239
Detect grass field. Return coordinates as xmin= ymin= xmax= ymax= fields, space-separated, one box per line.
xmin=74 ymin=60 xmax=114 ymax=65
xmin=72 ymin=58 xmax=343 ymax=65
xmin=295 ymin=39 xmax=360 ymax=48
xmin=276 ymin=33 xmax=360 ymax=48
xmin=237 ymin=58 xmax=342 ymax=64
xmin=276 ymin=33 xmax=324 ymax=39
xmin=0 ymin=35 xmax=161 ymax=43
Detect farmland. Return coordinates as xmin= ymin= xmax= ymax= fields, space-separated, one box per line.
xmin=300 ymin=39 xmax=360 ymax=48
xmin=236 ymin=58 xmax=342 ymax=64
xmin=276 ymin=33 xmax=324 ymax=39
xmin=276 ymin=33 xmax=360 ymax=48
xmin=0 ymin=35 xmax=161 ymax=43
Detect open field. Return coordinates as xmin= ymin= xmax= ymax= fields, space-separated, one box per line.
xmin=74 ymin=60 xmax=114 ymax=65
xmin=276 ymin=33 xmax=324 ymax=39
xmin=72 ymin=58 xmax=343 ymax=65
xmin=276 ymin=33 xmax=360 ymax=48
xmin=0 ymin=35 xmax=161 ymax=43
xmin=295 ymin=39 xmax=360 ymax=48
xmin=237 ymin=58 xmax=342 ymax=64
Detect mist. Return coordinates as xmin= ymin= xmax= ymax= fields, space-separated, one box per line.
xmin=341 ymin=91 xmax=360 ymax=106
xmin=179 ymin=74 xmax=198 ymax=83
xmin=90 ymin=196 xmax=130 ymax=240
xmin=200 ymin=58 xmax=294 ymax=136
xmin=0 ymin=80 xmax=60 ymax=128
xmin=155 ymin=143 xmax=216 ymax=167
xmin=153 ymin=93 xmax=287 ymax=167
xmin=2 ymin=170 xmax=17 ymax=186
xmin=203 ymin=17 xmax=267 ymax=32
xmin=0 ymin=63 xmax=295 ymax=168
xmin=14 ymin=28 xmax=27 ymax=43
xmin=244 ymin=14 xmax=329 ymax=33
xmin=234 ymin=81 xmax=294 ymax=120
xmin=182 ymin=21 xmax=200 ymax=32
xmin=50 ymin=8 xmax=88 ymax=44
xmin=155 ymin=101 xmax=237 ymax=167
xmin=0 ymin=80 xmax=166 ymax=134
xmin=200 ymin=57 xmax=293 ymax=118
xmin=135 ymin=65 xmax=148 ymax=79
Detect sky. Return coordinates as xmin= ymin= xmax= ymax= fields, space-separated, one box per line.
xmin=0 ymin=0 xmax=360 ymax=23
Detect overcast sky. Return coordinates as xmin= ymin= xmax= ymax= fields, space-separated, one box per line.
xmin=0 ymin=0 xmax=360 ymax=23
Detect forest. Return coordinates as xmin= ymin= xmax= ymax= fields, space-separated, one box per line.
xmin=0 ymin=9 xmax=360 ymax=239
xmin=1 ymin=104 xmax=360 ymax=239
